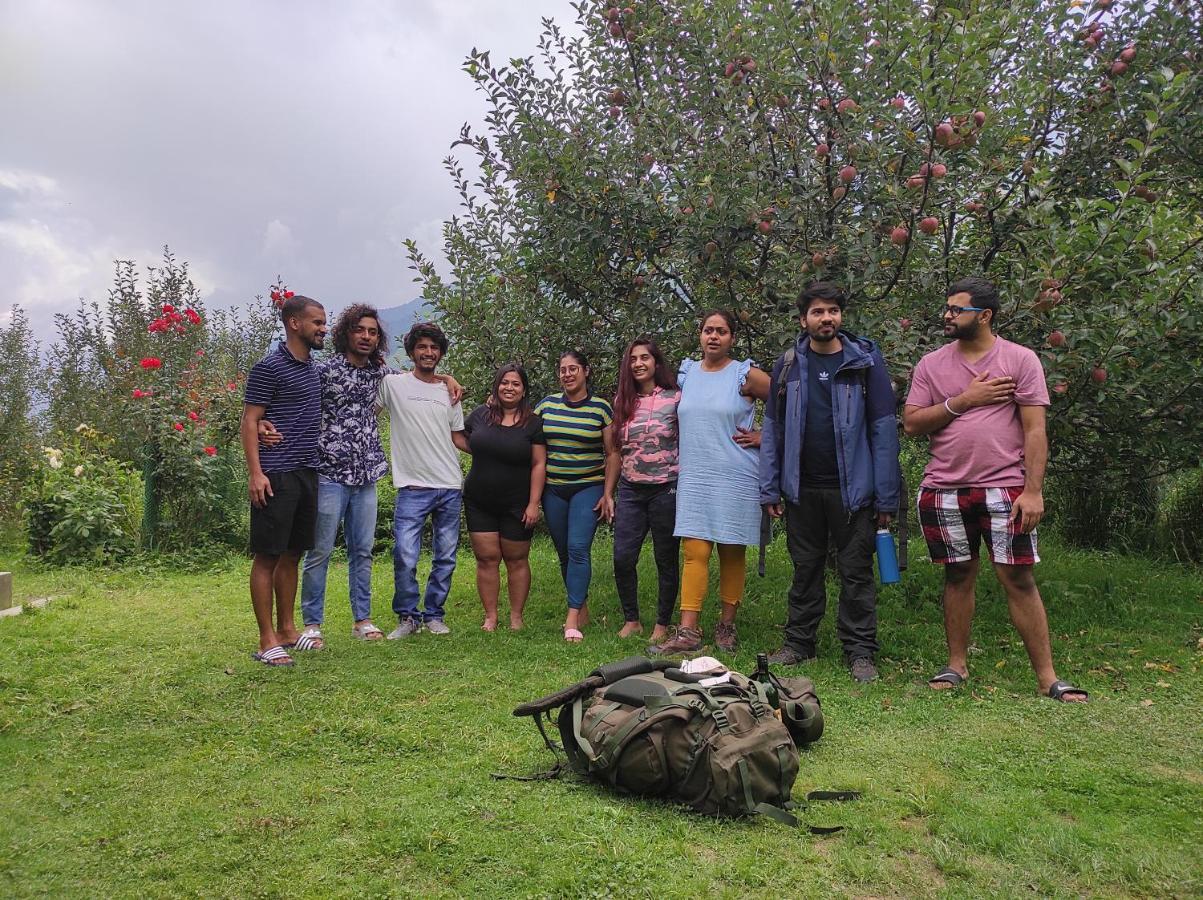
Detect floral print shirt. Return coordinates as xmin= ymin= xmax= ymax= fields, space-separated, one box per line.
xmin=618 ymin=387 xmax=680 ymax=484
xmin=316 ymin=355 xmax=390 ymax=486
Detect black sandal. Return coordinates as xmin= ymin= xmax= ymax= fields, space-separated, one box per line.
xmin=1046 ymin=680 xmax=1088 ymax=702
xmin=927 ymin=666 xmax=967 ymax=689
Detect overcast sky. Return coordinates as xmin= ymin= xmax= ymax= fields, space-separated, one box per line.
xmin=0 ymin=0 xmax=578 ymax=334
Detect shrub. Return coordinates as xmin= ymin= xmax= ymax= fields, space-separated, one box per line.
xmin=24 ymin=427 xmax=142 ymax=565
xmin=1158 ymin=468 xmax=1203 ymax=564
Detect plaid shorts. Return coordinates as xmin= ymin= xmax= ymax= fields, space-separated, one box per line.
xmin=917 ymin=486 xmax=1039 ymax=566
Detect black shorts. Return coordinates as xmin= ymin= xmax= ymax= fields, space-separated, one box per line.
xmin=464 ymin=495 xmax=533 ymax=542
xmin=249 ymin=468 xmax=318 ymax=556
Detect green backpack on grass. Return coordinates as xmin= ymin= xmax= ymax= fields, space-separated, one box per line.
xmin=512 ymin=656 xmax=838 ymax=826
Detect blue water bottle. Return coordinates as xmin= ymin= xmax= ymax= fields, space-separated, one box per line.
xmin=876 ymin=529 xmax=900 ymax=584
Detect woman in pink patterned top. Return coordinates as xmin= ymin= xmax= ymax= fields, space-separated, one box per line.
xmin=608 ymin=335 xmax=681 ymax=641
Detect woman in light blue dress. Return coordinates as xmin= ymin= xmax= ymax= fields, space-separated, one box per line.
xmin=649 ymin=310 xmax=770 ymax=656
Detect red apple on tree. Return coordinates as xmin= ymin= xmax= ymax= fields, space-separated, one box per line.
xmin=1120 ymin=45 xmax=1136 ymax=63
xmin=818 ymin=97 xmax=830 ymax=110
xmin=815 ymin=143 xmax=830 ymax=158
xmin=811 ymin=252 xmax=826 ymax=269
xmin=935 ymin=123 xmax=954 ymax=146
xmin=757 ymin=219 xmax=773 ymax=235
xmin=919 ymin=216 xmax=939 ymax=235
xmin=1049 ymin=330 xmax=1066 ymax=347
xmin=932 ymin=163 xmax=947 ymax=178
xmin=973 ymin=110 xmax=986 ymax=127
xmin=831 ymin=186 xmax=846 ymax=201
xmin=836 ymin=98 xmax=858 ymax=114
xmin=890 ymin=225 xmax=909 ymax=245
xmin=838 ymin=165 xmax=857 ymax=183
xmin=1091 ymin=366 xmax=1108 ymax=383
xmin=1110 ymin=60 xmax=1128 ymax=76
xmin=890 ymin=96 xmax=905 ymax=110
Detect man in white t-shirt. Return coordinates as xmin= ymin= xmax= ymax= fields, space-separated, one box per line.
xmin=378 ymin=322 xmax=468 ymax=637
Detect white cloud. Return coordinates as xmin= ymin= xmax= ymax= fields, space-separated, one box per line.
xmin=1 ymin=1 xmax=581 ymax=327
xmin=260 ymin=219 xmax=298 ymax=259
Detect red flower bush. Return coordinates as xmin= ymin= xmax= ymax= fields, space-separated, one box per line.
xmin=140 ymin=357 xmax=163 ymax=370
xmin=185 ymin=309 xmax=202 ymax=325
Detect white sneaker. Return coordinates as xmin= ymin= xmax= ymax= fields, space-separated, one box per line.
xmin=425 ymin=618 xmax=451 ymax=635
xmin=387 ymin=617 xmax=422 ymax=639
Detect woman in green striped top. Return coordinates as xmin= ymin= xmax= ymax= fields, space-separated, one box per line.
xmin=535 ymin=350 xmax=620 ymax=642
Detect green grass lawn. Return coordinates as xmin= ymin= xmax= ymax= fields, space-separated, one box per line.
xmin=0 ymin=536 xmax=1200 ymax=898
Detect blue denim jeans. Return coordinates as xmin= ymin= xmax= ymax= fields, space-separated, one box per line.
xmin=542 ymin=482 xmax=604 ymax=610
xmin=392 ymin=487 xmax=462 ymax=622
xmin=300 ymin=477 xmax=378 ymax=625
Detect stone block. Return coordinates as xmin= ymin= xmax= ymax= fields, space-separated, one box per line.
xmin=0 ymin=572 xmax=11 ymax=610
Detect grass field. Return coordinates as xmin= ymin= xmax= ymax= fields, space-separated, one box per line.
xmin=0 ymin=535 xmax=1200 ymax=898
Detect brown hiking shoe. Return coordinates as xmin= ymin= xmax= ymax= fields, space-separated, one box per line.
xmin=647 ymin=626 xmax=703 ymax=657
xmin=714 ymin=621 xmax=738 ymax=653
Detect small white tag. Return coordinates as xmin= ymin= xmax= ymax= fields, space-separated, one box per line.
xmin=679 ymin=656 xmax=726 ymax=674
xmin=699 ymin=672 xmax=732 ymax=687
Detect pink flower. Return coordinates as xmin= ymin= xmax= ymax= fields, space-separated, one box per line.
xmin=172 ymin=422 xmax=185 ymax=431
xmin=162 ymin=303 xmax=175 ymax=314
xmin=185 ymin=309 xmax=202 ymax=325
xmin=140 ymin=357 xmax=163 ymax=370
xmin=226 ymin=382 xmax=237 ymax=391
xmin=195 ymin=349 xmax=204 ymax=357
xmin=204 ymin=446 xmax=217 ymax=456
xmin=132 ymin=389 xmax=145 ymax=399
xmin=187 ymin=411 xmax=200 ymax=422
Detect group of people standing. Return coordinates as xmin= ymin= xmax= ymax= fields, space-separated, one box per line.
xmin=238 ymin=275 xmax=1087 ymax=703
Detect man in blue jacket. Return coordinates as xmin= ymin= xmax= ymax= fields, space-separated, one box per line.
xmin=760 ymin=282 xmax=901 ymax=682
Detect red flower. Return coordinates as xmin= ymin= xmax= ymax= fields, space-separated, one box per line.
xmin=195 ymin=349 xmax=204 ymax=357
xmin=185 ymin=309 xmax=202 ymax=325
xmin=226 ymin=382 xmax=237 ymax=391
xmin=172 ymin=422 xmax=185 ymax=431
xmin=132 ymin=389 xmax=145 ymax=398
xmin=162 ymin=303 xmax=175 ymax=314
xmin=204 ymin=446 xmax=217 ymax=456
xmin=284 ymin=290 xmax=295 ymax=299
xmin=148 ymin=318 xmax=168 ymax=333
xmin=187 ymin=411 xmax=200 ymax=421
xmin=140 ymin=357 xmax=163 ymax=369
xmin=270 ymin=290 xmax=281 ymax=302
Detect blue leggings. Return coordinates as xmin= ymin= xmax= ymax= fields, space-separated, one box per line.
xmin=542 ymin=482 xmax=604 ymax=610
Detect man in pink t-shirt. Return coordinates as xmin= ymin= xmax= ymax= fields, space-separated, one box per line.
xmin=904 ymin=277 xmax=1087 ymax=703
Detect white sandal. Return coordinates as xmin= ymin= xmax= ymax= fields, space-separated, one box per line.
xmin=293 ymin=627 xmax=325 ymax=651
xmin=351 ymin=621 xmax=384 ymax=641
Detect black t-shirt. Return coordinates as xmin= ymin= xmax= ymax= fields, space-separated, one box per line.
xmin=801 ymin=348 xmax=844 ymax=488
xmin=463 ymin=405 xmax=547 ymax=507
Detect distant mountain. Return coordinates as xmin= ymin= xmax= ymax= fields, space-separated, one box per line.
xmin=376 ymin=297 xmax=437 ymax=342
xmin=373 ymin=298 xmax=438 ymax=366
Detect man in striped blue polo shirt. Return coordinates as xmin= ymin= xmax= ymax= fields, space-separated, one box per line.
xmin=240 ymin=295 xmax=327 ymax=667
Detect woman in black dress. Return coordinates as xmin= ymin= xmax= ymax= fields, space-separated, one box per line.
xmin=462 ymin=364 xmax=547 ymax=631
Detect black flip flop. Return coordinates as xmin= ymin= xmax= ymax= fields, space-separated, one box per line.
xmin=1046 ymin=680 xmax=1088 ymax=702
xmin=927 ymin=666 xmax=967 ymax=689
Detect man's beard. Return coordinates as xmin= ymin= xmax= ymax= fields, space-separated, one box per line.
xmin=945 ymin=319 xmax=980 ymax=340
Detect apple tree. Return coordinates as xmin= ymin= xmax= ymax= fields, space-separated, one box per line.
xmin=406 ymin=0 xmax=1202 ymax=545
